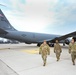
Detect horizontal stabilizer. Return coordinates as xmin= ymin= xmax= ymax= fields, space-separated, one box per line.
xmin=0 ymin=28 xmax=8 ymax=34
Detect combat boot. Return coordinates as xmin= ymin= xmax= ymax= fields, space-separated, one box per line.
xmin=73 ymin=62 xmax=75 ymax=65
xmin=57 ymin=57 xmax=60 ymax=61
xmin=43 ymin=62 xmax=46 ymax=66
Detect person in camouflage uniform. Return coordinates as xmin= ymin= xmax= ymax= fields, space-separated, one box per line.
xmin=69 ymin=38 xmax=76 ymax=65
xmin=54 ymin=40 xmax=62 ymax=61
xmin=39 ymin=40 xmax=50 ymax=66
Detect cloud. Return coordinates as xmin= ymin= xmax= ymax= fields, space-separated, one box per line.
xmin=1 ymin=0 xmax=76 ymax=34
xmin=45 ymin=0 xmax=76 ymax=27
xmin=6 ymin=0 xmax=56 ymax=32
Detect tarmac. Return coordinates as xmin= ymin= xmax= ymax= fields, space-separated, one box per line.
xmin=0 ymin=43 xmax=76 ymax=75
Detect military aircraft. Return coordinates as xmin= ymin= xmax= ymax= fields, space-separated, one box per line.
xmin=0 ymin=9 xmax=76 ymax=46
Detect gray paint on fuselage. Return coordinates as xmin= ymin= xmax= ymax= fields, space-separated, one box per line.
xmin=0 ymin=30 xmax=60 ymax=43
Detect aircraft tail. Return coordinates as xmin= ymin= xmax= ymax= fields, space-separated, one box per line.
xmin=0 ymin=9 xmax=17 ymax=31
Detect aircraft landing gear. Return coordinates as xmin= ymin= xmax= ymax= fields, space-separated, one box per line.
xmin=49 ymin=43 xmax=54 ymax=47
xmin=37 ymin=43 xmax=54 ymax=47
xmin=63 ymin=43 xmax=65 ymax=46
xmin=37 ymin=43 xmax=41 ymax=47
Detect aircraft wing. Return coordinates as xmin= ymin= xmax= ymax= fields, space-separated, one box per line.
xmin=50 ymin=31 xmax=76 ymax=42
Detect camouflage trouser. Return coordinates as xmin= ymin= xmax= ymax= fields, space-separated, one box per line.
xmin=42 ymin=55 xmax=47 ymax=64
xmin=55 ymin=50 xmax=61 ymax=60
xmin=71 ymin=52 xmax=76 ymax=63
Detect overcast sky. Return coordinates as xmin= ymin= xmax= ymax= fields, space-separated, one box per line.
xmin=0 ymin=0 xmax=76 ymax=35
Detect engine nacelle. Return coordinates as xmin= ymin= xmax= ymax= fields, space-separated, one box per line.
xmin=65 ymin=39 xmax=70 ymax=45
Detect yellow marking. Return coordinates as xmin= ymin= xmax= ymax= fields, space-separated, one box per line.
xmin=0 ymin=48 xmax=10 ymax=50
xmin=21 ymin=50 xmax=39 ymax=54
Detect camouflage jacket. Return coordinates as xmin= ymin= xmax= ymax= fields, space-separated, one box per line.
xmin=54 ymin=43 xmax=62 ymax=52
xmin=69 ymin=42 xmax=76 ymax=52
xmin=39 ymin=44 xmax=50 ymax=55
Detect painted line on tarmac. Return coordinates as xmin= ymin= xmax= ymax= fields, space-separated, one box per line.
xmin=21 ymin=50 xmax=39 ymax=54
xmin=0 ymin=48 xmax=10 ymax=50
